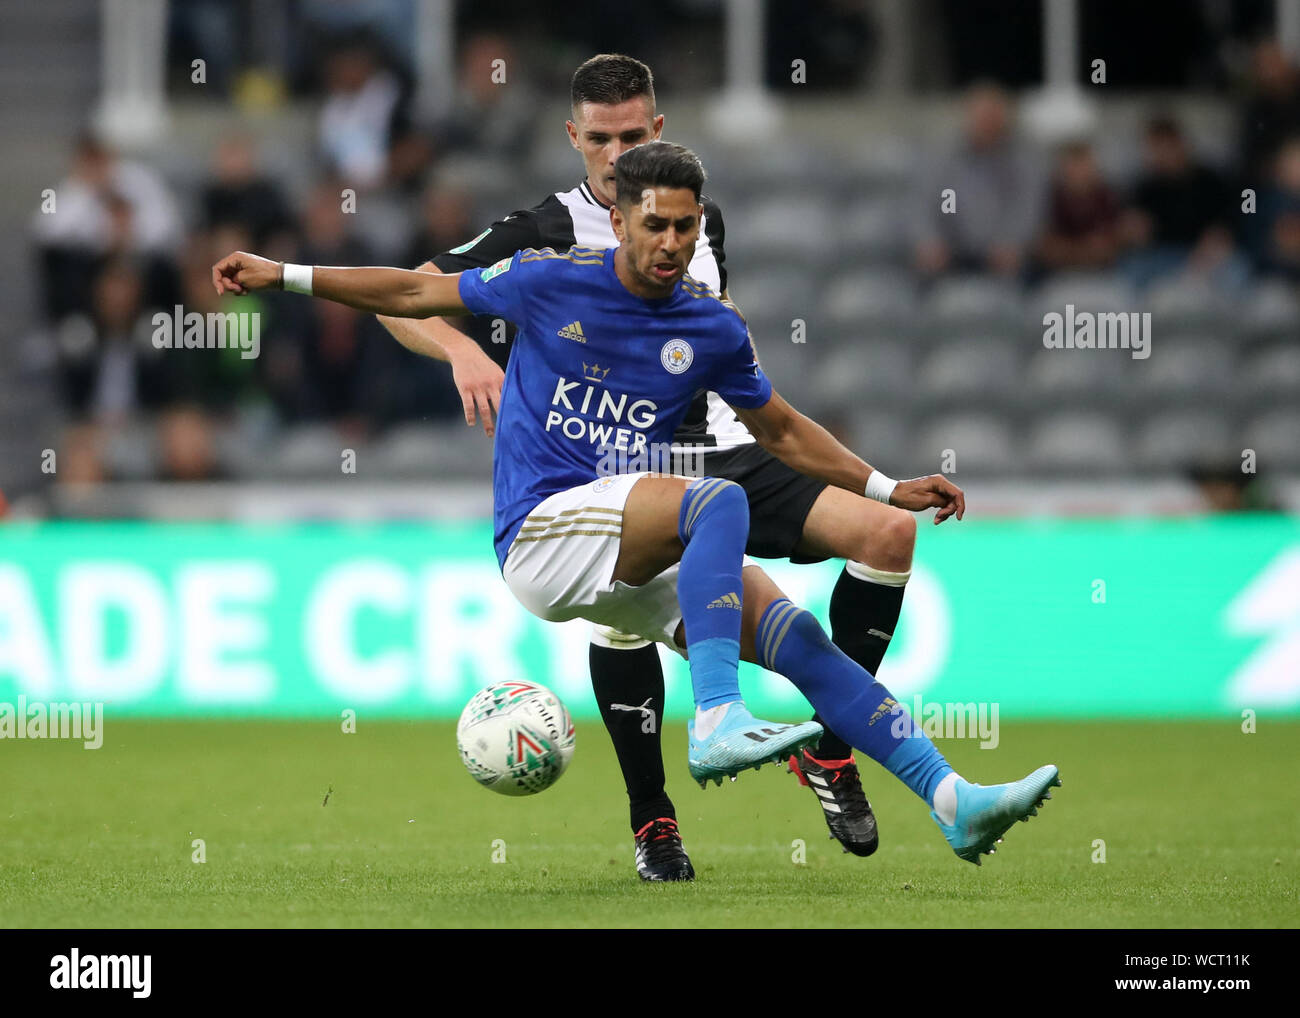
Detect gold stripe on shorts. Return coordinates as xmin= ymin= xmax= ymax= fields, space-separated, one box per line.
xmin=516 ymin=515 xmax=627 ymax=535
xmin=512 ymin=528 xmax=623 ymax=543
xmin=524 ymin=506 xmax=623 ymax=523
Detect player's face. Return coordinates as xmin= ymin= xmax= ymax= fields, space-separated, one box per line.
xmin=611 ymin=187 xmax=701 ymax=296
xmin=567 ymin=98 xmax=664 ymax=206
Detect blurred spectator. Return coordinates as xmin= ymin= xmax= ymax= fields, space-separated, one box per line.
xmin=909 ymin=82 xmax=1044 ymax=280
xmin=157 ymin=405 xmax=225 ymax=482
xmin=32 ymin=133 xmax=182 ymax=320
xmin=1119 ymin=116 xmax=1244 ymax=290
xmin=316 ymin=34 xmax=415 ymax=189
xmin=1242 ymin=135 xmax=1300 ymax=280
xmin=300 ymin=0 xmax=417 ymax=75
xmin=1237 ymin=39 xmax=1300 ymax=182
xmin=34 ymin=134 xmax=182 ymax=255
xmin=56 ymin=423 xmax=109 ymax=487
xmin=435 ymin=34 xmax=538 ymax=163
xmin=202 ymin=134 xmax=294 ymax=247
xmin=404 ymin=172 xmax=510 ymax=374
xmin=54 ymin=257 xmax=172 ymax=423
xmin=166 ymin=230 xmax=266 ymax=410
xmin=941 ymin=0 xmax=1042 ymax=88
xmin=404 ymin=176 xmax=476 ymax=268
xmin=1189 ymin=462 xmax=1279 ymax=513
xmin=281 ymin=181 xmax=395 ymax=426
xmin=169 ymin=0 xmax=296 ymax=103
xmin=393 ymin=175 xmax=504 ymax=419
xmin=1034 ymin=140 xmax=1122 ymax=273
xmin=169 ymin=0 xmax=241 ymax=94
xmin=765 ymin=0 xmax=876 ymax=91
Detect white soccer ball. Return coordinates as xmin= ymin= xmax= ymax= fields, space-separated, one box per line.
xmin=456 ymin=681 xmax=576 ymax=796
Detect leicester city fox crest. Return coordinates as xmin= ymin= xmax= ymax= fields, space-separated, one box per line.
xmin=660 ymin=338 xmax=694 ymax=374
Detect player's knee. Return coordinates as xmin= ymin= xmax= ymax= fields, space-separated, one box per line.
xmin=681 ymin=476 xmax=747 ymax=539
xmin=889 ymin=508 xmax=917 ymax=552
xmin=858 ymin=506 xmax=914 ymax=570
xmin=698 ymin=476 xmax=745 ymax=509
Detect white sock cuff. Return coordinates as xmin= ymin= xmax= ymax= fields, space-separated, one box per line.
xmin=932 ymin=771 xmax=961 ymax=825
xmin=589 ymin=623 xmax=652 ymax=650
xmin=846 ymin=560 xmax=911 ymax=587
xmin=692 ymin=702 xmax=733 ymax=741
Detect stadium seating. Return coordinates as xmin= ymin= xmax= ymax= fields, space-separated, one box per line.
xmin=1237 ymin=279 xmax=1300 ymax=341
xmin=1239 ymin=343 xmax=1300 ymax=396
xmin=915 ymin=337 xmax=1022 ymax=402
xmin=924 ymin=275 xmax=1025 ymax=332
xmin=812 ymin=339 xmax=913 ymax=410
xmin=1135 ymin=337 xmax=1235 ymax=398
xmin=1243 ymin=408 xmax=1300 ymax=471
xmin=910 ymin=413 xmax=1019 ymax=476
xmin=1025 ymin=411 xmax=1131 ymax=475
xmin=372 ymin=421 xmax=494 ymax=479
xmin=263 ymin=424 xmax=356 ymax=480
xmin=1135 ymin=410 xmax=1237 ymax=470
xmin=822 ymin=268 xmax=918 ymax=331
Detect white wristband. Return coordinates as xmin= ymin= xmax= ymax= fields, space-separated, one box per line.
xmin=282 ymin=263 xmax=313 ymax=295
xmin=864 ymin=470 xmax=898 ymax=505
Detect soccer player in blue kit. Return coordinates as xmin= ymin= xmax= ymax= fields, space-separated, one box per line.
xmin=212 ymin=142 xmax=1061 ymax=868
xmin=384 ymin=54 xmax=913 ymax=880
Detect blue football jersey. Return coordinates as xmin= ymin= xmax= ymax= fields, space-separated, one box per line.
xmin=457 ymin=246 xmax=773 ymax=568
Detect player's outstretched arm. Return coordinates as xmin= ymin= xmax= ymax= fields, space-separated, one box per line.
xmin=733 ymin=391 xmax=965 ymax=523
xmin=376 ymin=261 xmax=505 ymax=435
xmin=375 ymin=263 xmax=484 ymax=363
xmin=211 ymin=251 xmax=469 ymax=319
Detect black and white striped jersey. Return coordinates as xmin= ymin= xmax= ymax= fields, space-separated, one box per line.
xmin=431 ymin=180 xmax=756 ymax=453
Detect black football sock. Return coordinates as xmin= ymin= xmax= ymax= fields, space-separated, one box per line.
xmin=590 ymin=641 xmax=674 ymax=832
xmin=810 ymin=562 xmax=909 ymax=761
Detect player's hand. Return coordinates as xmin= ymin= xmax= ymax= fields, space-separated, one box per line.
xmin=212 ymin=251 xmax=281 ymax=296
xmin=890 ymin=474 xmax=966 ymax=523
xmin=451 ymin=346 xmax=505 ymax=437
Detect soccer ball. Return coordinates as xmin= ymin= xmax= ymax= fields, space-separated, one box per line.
xmin=456 ymin=681 xmax=576 ymax=796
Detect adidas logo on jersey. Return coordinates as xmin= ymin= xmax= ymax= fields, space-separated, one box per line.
xmin=557 ymin=321 xmax=587 ymax=343
xmin=706 ymin=592 xmax=741 ymax=610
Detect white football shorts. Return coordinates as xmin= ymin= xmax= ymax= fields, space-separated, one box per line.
xmin=503 ymin=472 xmax=751 ymax=656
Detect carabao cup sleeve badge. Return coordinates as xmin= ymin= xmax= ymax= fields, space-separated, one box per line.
xmin=660 ymin=338 xmax=694 ymax=374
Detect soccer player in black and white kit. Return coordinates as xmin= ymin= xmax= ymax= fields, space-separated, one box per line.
xmin=378 ymin=55 xmax=920 ymax=881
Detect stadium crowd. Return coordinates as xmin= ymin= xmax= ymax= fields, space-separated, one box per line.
xmin=24 ymin=20 xmax=1300 ymax=490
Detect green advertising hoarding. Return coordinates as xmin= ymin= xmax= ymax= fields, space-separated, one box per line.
xmin=1 ymin=517 xmax=1297 ymax=719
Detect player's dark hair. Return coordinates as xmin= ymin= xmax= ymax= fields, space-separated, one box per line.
xmin=571 ymin=54 xmax=656 ymax=113
xmin=614 ymin=142 xmax=705 ymax=208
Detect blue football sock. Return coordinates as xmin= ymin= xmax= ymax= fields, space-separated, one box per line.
xmin=676 ymin=477 xmax=748 ymax=710
xmin=756 ymin=597 xmax=953 ymax=805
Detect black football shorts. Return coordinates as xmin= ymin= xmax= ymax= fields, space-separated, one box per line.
xmin=690 ymin=442 xmax=829 ymax=563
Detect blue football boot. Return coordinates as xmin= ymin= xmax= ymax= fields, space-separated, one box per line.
xmin=688 ymin=702 xmax=823 ymax=787
xmin=933 ymin=764 xmax=1061 ymax=864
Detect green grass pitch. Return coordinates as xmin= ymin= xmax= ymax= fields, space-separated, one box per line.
xmin=1 ymin=718 xmax=1295 ymax=928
